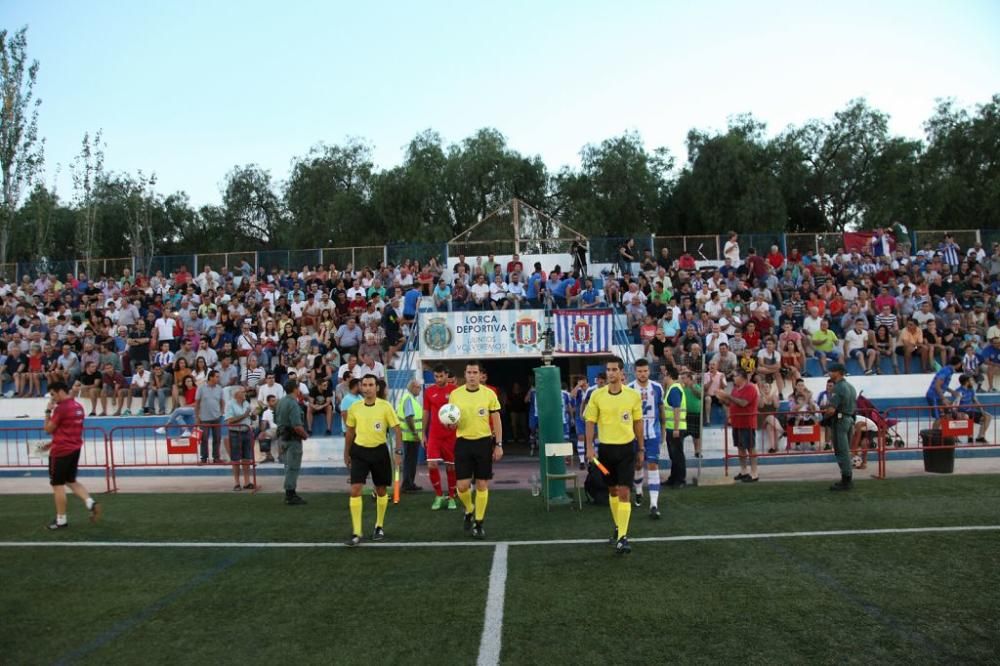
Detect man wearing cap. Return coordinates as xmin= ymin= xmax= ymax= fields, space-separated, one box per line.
xmin=822 ymin=363 xmax=857 ymax=491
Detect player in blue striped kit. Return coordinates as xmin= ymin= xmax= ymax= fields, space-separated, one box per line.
xmin=574 ymin=373 xmax=605 ymax=470
xmin=528 ymin=382 xmax=576 ymax=455
xmin=628 ymin=359 xmax=665 ymax=519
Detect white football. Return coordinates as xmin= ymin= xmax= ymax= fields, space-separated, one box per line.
xmin=438 ymin=404 xmax=461 ymax=425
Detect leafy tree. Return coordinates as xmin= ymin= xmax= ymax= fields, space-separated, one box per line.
xmin=221 ymin=164 xmax=283 ymax=244
xmin=0 ymin=27 xmax=44 ymax=265
xmin=71 ymin=131 xmax=105 ymax=269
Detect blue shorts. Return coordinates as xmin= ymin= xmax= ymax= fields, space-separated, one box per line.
xmin=926 ymin=394 xmax=942 ymax=419
xmin=640 ymin=438 xmax=661 ymax=463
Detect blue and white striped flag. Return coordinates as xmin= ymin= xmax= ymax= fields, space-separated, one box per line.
xmin=554 ymin=309 xmax=612 ymax=354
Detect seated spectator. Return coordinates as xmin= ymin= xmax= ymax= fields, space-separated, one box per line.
xmin=122 ymin=364 xmax=150 ymax=416
xmin=155 ymin=375 xmax=198 ymax=438
xmin=507 ymin=273 xmax=526 ymax=308
xmin=99 ymin=362 xmax=128 ymax=416
xmin=844 ymin=318 xmax=878 ymax=375
xmin=306 ymin=377 xmax=334 ymax=435
xmin=144 ymin=364 xmax=173 ymax=415
xmin=811 ymin=319 xmax=841 ymax=374
xmin=898 ymin=319 xmax=931 ymax=373
xmin=335 ymin=317 xmax=363 ymax=358
xmin=714 ymin=343 xmax=738 ymax=379
xmin=451 ymin=279 xmax=470 ymax=311
xmin=872 ymin=324 xmax=898 ymax=375
xmin=470 ymin=274 xmax=491 ymax=309
xmin=432 ymin=278 xmax=452 ymax=311
xmin=489 ymin=275 xmax=510 ymax=310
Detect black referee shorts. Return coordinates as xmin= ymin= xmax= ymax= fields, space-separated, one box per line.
xmin=455 ymin=436 xmax=495 ymax=481
xmin=49 ymin=449 xmax=81 ymax=486
xmin=597 ymin=442 xmax=636 ymax=487
xmin=349 ymin=444 xmax=392 ymax=487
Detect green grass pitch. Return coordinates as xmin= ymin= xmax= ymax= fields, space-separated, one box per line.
xmin=1 ymin=475 xmax=998 ymax=664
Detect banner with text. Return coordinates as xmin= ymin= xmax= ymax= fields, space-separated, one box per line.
xmin=419 ymin=310 xmax=545 ymax=358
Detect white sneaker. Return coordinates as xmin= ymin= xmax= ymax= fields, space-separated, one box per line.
xmin=155 ymin=427 xmax=166 ymax=435
xmin=3 ymin=390 xmax=14 ymax=398
xmin=180 ymin=429 xmax=192 ymax=437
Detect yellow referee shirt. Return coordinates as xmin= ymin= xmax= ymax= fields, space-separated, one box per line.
xmin=345 ymin=398 xmax=399 ymax=447
xmin=449 ymin=385 xmax=501 ymax=440
xmin=583 ymin=385 xmax=642 ymax=445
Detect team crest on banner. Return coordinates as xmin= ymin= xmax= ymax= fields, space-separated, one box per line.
xmin=512 ymin=317 xmax=539 ymax=348
xmin=423 ymin=317 xmax=453 ymax=352
xmin=554 ymin=309 xmax=612 ymax=354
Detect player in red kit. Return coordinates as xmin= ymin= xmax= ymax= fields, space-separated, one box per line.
xmin=424 ymin=364 xmax=457 ymax=510
xmin=41 ymin=381 xmax=102 ymax=529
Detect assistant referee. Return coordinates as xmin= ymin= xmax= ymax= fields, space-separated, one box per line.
xmin=584 ymin=357 xmax=643 ymax=555
xmin=343 ymin=374 xmax=402 ymax=546
xmin=448 ymin=361 xmax=502 ymax=539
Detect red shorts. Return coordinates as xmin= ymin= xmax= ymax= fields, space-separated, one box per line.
xmin=425 ymin=434 xmax=456 ymax=463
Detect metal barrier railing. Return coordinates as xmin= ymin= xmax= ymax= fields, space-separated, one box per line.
xmin=0 ymin=426 xmax=115 ymax=493
xmin=107 ymin=423 xmax=256 ymax=492
xmin=878 ymin=404 xmax=1000 ymax=479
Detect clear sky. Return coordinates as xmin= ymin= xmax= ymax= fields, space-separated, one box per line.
xmin=3 ymin=0 xmax=998 ymax=206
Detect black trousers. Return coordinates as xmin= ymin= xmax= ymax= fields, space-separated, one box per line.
xmin=666 ymin=429 xmax=687 ymax=485
xmin=403 ymin=439 xmax=420 ymax=487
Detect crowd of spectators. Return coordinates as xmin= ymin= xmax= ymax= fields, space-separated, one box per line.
xmin=1 ymin=232 xmax=998 ymax=443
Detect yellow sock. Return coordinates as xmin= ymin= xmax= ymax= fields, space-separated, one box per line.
xmin=474 ymin=489 xmax=489 ymax=521
xmin=349 ymin=496 xmax=362 ymax=536
xmin=609 ymin=495 xmax=620 ymax=528
xmin=618 ymin=499 xmax=632 ymax=539
xmin=376 ymin=494 xmax=388 ymax=528
xmin=458 ymin=488 xmax=474 ymax=513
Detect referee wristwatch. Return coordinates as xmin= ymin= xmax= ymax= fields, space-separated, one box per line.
xmin=494 ymin=439 xmax=503 ymax=448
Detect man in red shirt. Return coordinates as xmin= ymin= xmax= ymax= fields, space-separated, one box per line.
xmin=423 ymin=364 xmax=458 ymax=510
xmin=41 ymin=381 xmax=101 ymax=530
xmin=717 ymin=370 xmax=760 ymax=482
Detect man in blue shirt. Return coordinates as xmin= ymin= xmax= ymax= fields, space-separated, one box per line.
xmin=525 ymin=264 xmax=545 ymax=307
xmin=979 ymin=337 xmax=1000 ymax=392
xmin=926 ymin=355 xmax=963 ymax=426
xmin=578 ymin=278 xmax=601 ymax=308
xmin=955 ymin=374 xmax=991 ymax=444
xmin=402 ymin=287 xmax=421 ymax=323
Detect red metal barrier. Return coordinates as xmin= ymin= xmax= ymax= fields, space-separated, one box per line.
xmin=107 ymin=423 xmax=257 ymax=492
xmin=879 ymin=403 xmax=1000 ymax=478
xmin=722 ymin=409 xmax=883 ymax=478
xmin=0 ymin=426 xmax=114 ymax=493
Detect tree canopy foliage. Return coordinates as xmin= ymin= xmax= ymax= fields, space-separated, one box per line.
xmin=3 ymin=28 xmax=997 ymax=265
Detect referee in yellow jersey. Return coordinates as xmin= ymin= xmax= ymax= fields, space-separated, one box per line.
xmin=343 ymin=374 xmax=403 ymax=546
xmin=584 ymin=357 xmax=644 ymax=555
xmin=447 ymin=361 xmax=502 ymax=539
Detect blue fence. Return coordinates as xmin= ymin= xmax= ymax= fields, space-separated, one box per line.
xmin=2 ymin=228 xmax=983 ymax=282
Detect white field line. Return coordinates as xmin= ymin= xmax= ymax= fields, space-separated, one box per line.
xmin=476 ymin=544 xmax=508 ymax=666
xmin=1 ymin=525 xmax=998 ymax=549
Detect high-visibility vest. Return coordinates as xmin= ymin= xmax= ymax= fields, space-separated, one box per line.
xmin=663 ymin=382 xmax=687 ymax=431
xmin=396 ymin=392 xmax=423 ymax=442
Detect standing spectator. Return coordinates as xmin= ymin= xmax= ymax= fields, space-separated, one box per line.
xmin=939 ymin=233 xmax=961 ymax=270
xmin=618 ymin=238 xmax=637 ymax=276
xmin=724 ymin=232 xmax=741 ymax=266
xmin=126 ymin=320 xmax=151 ymax=371
xmin=717 ymin=369 xmax=759 ymax=482
xmin=195 ymin=370 xmax=225 ymax=464
xmin=40 ymin=381 xmax=101 ymax=530
xmin=225 ymin=386 xmax=256 ymax=490
xmin=571 ymin=238 xmax=588 ymax=278
xmin=258 ymin=393 xmax=279 ymax=463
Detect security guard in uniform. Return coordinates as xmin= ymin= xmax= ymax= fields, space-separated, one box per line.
xmin=276 ymin=380 xmax=310 ymax=505
xmin=396 ymin=378 xmax=423 ymax=492
xmin=823 ymin=363 xmax=857 ymax=491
